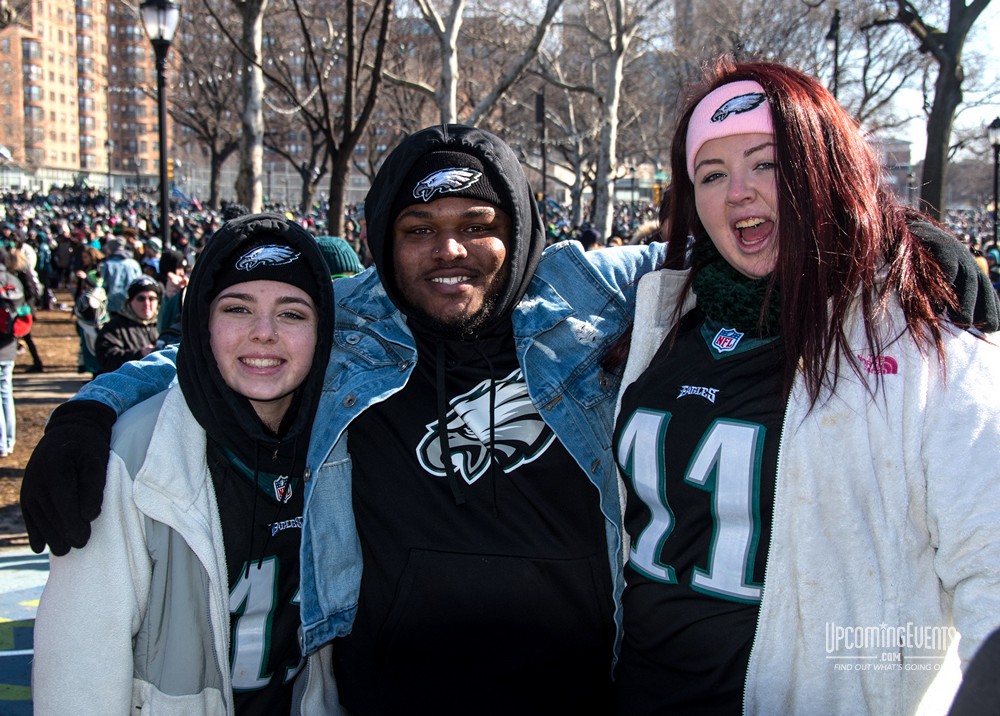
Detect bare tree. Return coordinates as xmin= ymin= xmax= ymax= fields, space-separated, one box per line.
xmin=868 ymin=0 xmax=992 ymax=219
xmin=196 ymin=0 xmax=269 ymax=211
xmin=170 ymin=7 xmax=243 ymax=208
xmin=545 ymin=0 xmax=669 ymax=238
xmin=260 ymin=0 xmax=394 ymax=234
xmin=385 ymin=0 xmax=565 ymax=125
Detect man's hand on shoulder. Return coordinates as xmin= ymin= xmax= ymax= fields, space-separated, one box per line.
xmin=19 ymin=400 xmax=118 ymax=555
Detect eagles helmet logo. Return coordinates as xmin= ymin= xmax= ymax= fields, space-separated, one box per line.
xmin=235 ymin=244 xmax=301 ymax=271
xmin=412 ymin=167 xmax=483 ymax=203
xmin=711 ymin=92 xmax=767 ymax=123
xmin=416 ymin=369 xmax=555 ymax=484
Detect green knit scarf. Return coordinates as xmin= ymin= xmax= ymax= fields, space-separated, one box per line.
xmin=690 ymin=240 xmax=782 ymax=336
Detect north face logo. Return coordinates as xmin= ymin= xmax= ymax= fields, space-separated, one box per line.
xmin=416 ymin=369 xmax=555 ymax=484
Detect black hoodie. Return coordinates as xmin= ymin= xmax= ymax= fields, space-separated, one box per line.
xmin=340 ymin=126 xmax=615 ymax=714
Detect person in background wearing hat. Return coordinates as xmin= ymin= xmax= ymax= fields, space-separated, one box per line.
xmin=984 ymin=244 xmax=1000 ymax=290
xmin=32 ymin=213 xmax=339 ymax=715
xmin=140 ymin=236 xmax=162 ymax=280
xmin=94 ymin=276 xmax=161 ymax=376
xmin=19 ymin=125 xmax=1000 ymax=714
xmin=0 ymin=247 xmax=26 ymax=456
xmin=610 ymin=57 xmax=1000 ymax=714
xmin=152 ymin=248 xmax=191 ymax=350
xmin=143 ymin=236 xmax=163 ymax=264
xmin=314 ymin=235 xmax=364 ymax=279
xmin=5 ymin=245 xmax=44 ymax=373
xmin=100 ymin=234 xmax=142 ymax=314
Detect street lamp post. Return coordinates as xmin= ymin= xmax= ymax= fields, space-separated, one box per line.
xmin=989 ymin=117 xmax=1000 ymax=247
xmin=825 ymin=8 xmax=841 ymax=100
xmin=104 ymin=139 xmax=114 ymax=205
xmin=139 ymin=0 xmax=180 ymax=250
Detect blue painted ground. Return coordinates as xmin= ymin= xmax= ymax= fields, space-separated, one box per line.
xmin=0 ymin=548 xmax=48 ymax=715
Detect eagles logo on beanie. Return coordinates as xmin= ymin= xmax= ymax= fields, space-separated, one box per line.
xmin=211 ymin=237 xmax=321 ymax=306
xmin=389 ymin=150 xmax=515 ymax=225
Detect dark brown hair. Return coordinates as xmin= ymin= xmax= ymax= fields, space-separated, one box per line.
xmin=664 ymin=56 xmax=957 ymax=406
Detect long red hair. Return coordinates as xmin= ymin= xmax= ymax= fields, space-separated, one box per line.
xmin=664 ymin=56 xmax=957 ymax=405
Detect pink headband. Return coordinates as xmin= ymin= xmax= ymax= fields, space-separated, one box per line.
xmin=685 ymin=80 xmax=774 ymax=180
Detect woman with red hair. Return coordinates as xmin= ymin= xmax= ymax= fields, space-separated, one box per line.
xmin=612 ymin=57 xmax=1000 ymax=714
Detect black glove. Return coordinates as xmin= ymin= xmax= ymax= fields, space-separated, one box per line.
xmin=20 ymin=400 xmax=118 ymax=556
xmin=911 ymin=220 xmax=1000 ymax=332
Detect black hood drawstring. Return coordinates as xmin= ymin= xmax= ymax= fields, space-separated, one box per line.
xmin=257 ymin=439 xmax=298 ymax=564
xmin=436 ymin=337 xmax=466 ymax=506
xmin=245 ymin=440 xmax=262 ymax=579
xmin=433 ymin=335 xmax=504 ymax=514
xmin=472 ymin=341 xmax=501 ymax=517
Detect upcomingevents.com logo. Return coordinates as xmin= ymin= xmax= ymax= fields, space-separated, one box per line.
xmin=825 ymin=622 xmax=956 ymax=672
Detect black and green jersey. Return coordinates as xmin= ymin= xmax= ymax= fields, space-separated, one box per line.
xmin=208 ymin=442 xmax=304 ymax=716
xmin=614 ymin=307 xmax=785 ymax=714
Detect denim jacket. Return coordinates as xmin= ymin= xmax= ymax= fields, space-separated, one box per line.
xmin=75 ymin=239 xmax=668 ymax=660
xmin=298 ymin=238 xmax=666 ymax=655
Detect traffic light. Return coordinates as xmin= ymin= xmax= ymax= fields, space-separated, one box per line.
xmin=167 ymin=158 xmax=174 ymax=182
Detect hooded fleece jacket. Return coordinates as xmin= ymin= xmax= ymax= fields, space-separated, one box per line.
xmin=33 ymin=214 xmax=341 ymax=715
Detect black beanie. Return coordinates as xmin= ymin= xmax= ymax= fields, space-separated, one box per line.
xmin=210 ymin=235 xmax=322 ymax=308
xmin=388 ymin=150 xmax=515 ymax=226
xmin=127 ymin=275 xmax=163 ymax=300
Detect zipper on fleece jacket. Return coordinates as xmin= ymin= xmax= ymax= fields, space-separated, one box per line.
xmin=742 ymin=385 xmax=793 ymax=716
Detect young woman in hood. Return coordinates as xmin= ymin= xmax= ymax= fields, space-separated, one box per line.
xmin=33 ymin=213 xmax=339 ymax=715
xmin=612 ymin=57 xmax=1000 ymax=714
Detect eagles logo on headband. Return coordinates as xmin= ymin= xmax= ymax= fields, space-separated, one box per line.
xmin=686 ymin=80 xmax=774 ymax=180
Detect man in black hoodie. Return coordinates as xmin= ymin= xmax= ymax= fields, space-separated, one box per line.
xmin=20 ymin=125 xmax=1000 ymax=715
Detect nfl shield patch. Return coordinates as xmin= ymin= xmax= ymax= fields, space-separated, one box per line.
xmin=712 ymin=327 xmax=744 ymax=353
xmin=273 ymin=475 xmax=293 ymax=503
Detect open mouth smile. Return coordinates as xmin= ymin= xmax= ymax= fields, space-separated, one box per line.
xmin=733 ymin=217 xmax=774 ymax=246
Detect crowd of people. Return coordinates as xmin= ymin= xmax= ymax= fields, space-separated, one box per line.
xmin=7 ymin=54 xmax=1000 ymax=715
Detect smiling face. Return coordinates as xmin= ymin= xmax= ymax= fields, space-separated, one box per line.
xmin=209 ymin=279 xmax=318 ymax=432
xmin=693 ymin=132 xmax=779 ymax=279
xmin=391 ymin=196 xmax=511 ymax=333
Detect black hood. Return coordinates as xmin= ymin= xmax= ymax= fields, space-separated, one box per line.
xmin=365 ymin=124 xmax=545 ymax=337
xmin=176 ymin=212 xmax=334 ymax=478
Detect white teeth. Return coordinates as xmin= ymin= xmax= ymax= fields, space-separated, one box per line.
xmin=432 ymin=276 xmax=470 ymax=285
xmin=735 ymin=217 xmax=766 ymax=229
xmin=243 ymin=358 xmax=281 ymax=368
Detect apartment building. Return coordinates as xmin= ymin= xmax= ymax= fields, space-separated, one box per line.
xmin=0 ymin=0 xmax=163 ymax=193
